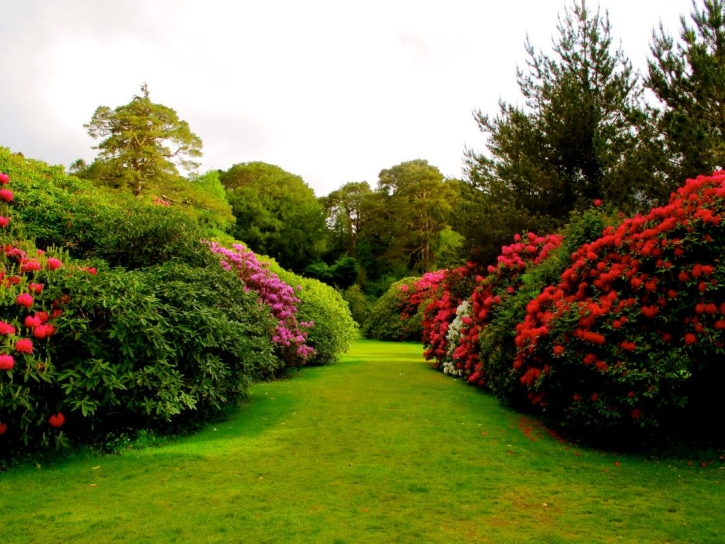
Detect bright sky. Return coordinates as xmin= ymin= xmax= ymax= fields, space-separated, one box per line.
xmin=1 ymin=0 xmax=690 ymax=196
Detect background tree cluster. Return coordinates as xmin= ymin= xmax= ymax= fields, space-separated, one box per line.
xmin=68 ymin=0 xmax=725 ymax=305
xmin=460 ymin=0 xmax=725 ymax=265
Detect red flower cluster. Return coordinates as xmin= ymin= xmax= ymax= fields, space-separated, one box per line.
xmin=511 ymin=171 xmax=725 ymax=427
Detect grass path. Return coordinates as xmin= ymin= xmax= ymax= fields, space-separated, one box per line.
xmin=1 ymin=339 xmax=724 ymax=543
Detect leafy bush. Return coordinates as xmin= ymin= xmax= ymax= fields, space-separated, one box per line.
xmin=0 ymin=259 xmax=279 ymax=460
xmin=209 ymin=243 xmax=314 ymax=369
xmin=341 ymin=284 xmax=374 ymax=325
xmin=0 ymin=147 xmax=210 ymax=269
xmin=304 ymin=255 xmax=359 ymax=289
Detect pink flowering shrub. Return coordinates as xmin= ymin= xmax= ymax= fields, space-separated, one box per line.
xmin=209 ymin=242 xmax=314 ymax=368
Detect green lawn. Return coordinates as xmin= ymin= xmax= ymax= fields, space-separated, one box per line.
xmin=1 ymin=339 xmax=723 ymax=543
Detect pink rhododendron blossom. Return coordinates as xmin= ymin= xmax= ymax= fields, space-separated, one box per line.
xmin=0 ymin=189 xmax=13 ymax=202
xmin=28 ymin=282 xmax=43 ymax=294
xmin=46 ymin=258 xmax=62 ymax=270
xmin=32 ymin=324 xmax=55 ymax=339
xmin=48 ymin=412 xmax=65 ymax=428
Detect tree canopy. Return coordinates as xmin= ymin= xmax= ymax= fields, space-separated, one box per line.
xmin=647 ymin=0 xmax=725 ymax=183
xmin=220 ymin=162 xmax=327 ymax=272
xmin=83 ymin=84 xmax=203 ymax=196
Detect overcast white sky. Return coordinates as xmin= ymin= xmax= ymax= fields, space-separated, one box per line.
xmin=1 ymin=0 xmax=691 ymax=196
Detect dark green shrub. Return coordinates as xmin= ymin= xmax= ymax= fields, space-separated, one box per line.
xmin=341 ymin=284 xmax=373 ymax=325
xmin=0 ymin=259 xmax=279 ymax=461
xmin=362 ymin=277 xmax=421 ymax=341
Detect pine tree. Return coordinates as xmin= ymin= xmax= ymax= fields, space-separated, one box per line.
xmin=462 ymin=0 xmax=659 ymax=264
xmin=84 ymin=84 xmax=202 ymax=196
xmin=647 ymin=0 xmax=725 ymax=182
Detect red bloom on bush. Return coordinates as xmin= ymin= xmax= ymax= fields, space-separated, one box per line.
xmin=28 ymin=282 xmax=43 ymax=294
xmin=631 ymin=408 xmax=641 ymax=420
xmin=32 ymin=324 xmax=55 ymax=339
xmin=35 ymin=311 xmax=49 ymax=323
xmin=0 ymin=216 xmax=9 ymax=228
xmin=0 ymin=354 xmax=15 ymax=370
xmin=0 ymin=321 xmax=16 ymax=335
xmin=685 ymin=333 xmax=697 ymax=345
xmin=15 ymin=338 xmax=33 ymax=354
xmin=594 ymin=199 xmax=603 ymax=207
xmin=0 ymin=188 xmax=13 ymax=202
xmin=46 ymin=258 xmax=62 ymax=270
xmin=48 ymin=412 xmax=65 ymax=428
xmin=16 ymin=293 xmax=33 ymax=308
xmin=24 ymin=315 xmax=41 ymax=328
xmin=0 ymin=422 xmax=6 ymax=435
xmin=553 ymin=345 xmax=565 ymax=356
xmin=620 ymin=341 xmax=637 ymax=351
xmin=20 ymin=260 xmax=41 ymax=273
xmin=0 ymin=173 xmax=9 ymax=184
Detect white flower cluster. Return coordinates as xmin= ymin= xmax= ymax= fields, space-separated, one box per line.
xmin=442 ymin=361 xmax=463 ymax=376
xmin=446 ymin=299 xmax=471 ymax=357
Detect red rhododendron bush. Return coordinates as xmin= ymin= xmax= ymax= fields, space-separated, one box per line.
xmin=423 ymin=234 xmax=563 ymax=387
xmin=421 ymin=172 xmax=725 ymax=432
xmin=513 ymin=172 xmax=725 ymax=428
xmin=0 ymin=171 xmax=71 ymax=453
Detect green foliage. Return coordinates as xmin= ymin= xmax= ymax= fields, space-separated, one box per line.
xmin=363 ymin=160 xmax=459 ymax=274
xmin=82 ymin=84 xmax=202 ymax=196
xmin=341 ymin=284 xmax=374 ymax=325
xmin=267 ymin=260 xmax=358 ymax=366
xmin=647 ymin=0 xmax=725 ymax=184
xmin=362 ymin=277 xmax=422 ymax=341
xmin=0 ymin=148 xmax=209 ymax=269
xmin=304 ymin=255 xmax=359 ymax=289
xmin=321 ymin=181 xmax=372 ymax=258
xmin=221 ymin=162 xmax=327 ymax=272
xmin=156 ymin=170 xmax=236 ymax=232
xmin=9 ymin=261 xmax=279 ymax=454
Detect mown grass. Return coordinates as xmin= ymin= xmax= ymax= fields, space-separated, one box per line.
xmin=1 ymin=339 xmax=724 ymax=543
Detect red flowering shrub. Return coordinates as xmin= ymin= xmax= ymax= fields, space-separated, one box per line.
xmin=424 ymin=233 xmax=563 ymax=388
xmin=512 ymin=172 xmax=725 ymax=428
xmin=0 ymin=171 xmax=68 ymax=455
